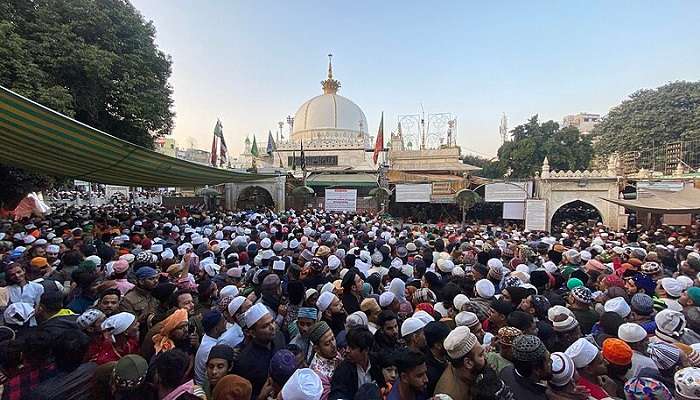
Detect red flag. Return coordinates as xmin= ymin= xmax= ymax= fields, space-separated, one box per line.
xmin=373 ymin=112 xmax=384 ymax=164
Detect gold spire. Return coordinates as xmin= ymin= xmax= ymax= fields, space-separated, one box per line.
xmin=321 ymin=53 xmax=341 ymax=94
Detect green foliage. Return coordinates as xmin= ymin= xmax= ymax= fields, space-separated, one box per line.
xmin=0 ymin=0 xmax=174 ymax=207
xmin=461 ymin=154 xmax=503 ymax=179
xmin=0 ymin=166 xmax=58 ymax=209
xmin=593 ymin=81 xmax=700 ymax=155
xmin=496 ymin=115 xmax=593 ymax=178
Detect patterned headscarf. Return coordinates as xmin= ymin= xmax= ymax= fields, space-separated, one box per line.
xmin=623 ymin=377 xmax=673 ymax=400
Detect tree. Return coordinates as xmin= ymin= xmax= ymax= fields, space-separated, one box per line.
xmin=593 ymin=81 xmax=700 ymax=155
xmin=495 ymin=115 xmax=593 ymax=178
xmin=461 ymin=154 xmax=503 ymax=179
xmin=0 ymin=0 xmax=174 ymax=207
xmin=456 ymin=189 xmax=482 ymax=224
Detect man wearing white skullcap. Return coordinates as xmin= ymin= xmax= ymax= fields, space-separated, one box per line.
xmin=657 ymin=278 xmax=684 ymax=311
xmin=379 ymin=291 xmax=400 ymax=313
xmin=401 ymin=317 xmax=427 ymax=353
xmin=281 ymin=368 xmax=323 ymax=400
xmin=618 ymin=322 xmax=658 ymax=380
xmin=317 ymin=292 xmax=346 ymax=336
xmin=604 ymin=297 xmax=631 ymax=318
xmin=233 ymin=302 xmax=282 ymax=397
xmin=564 ymin=338 xmax=610 ymax=397
xmin=435 ymin=326 xmax=484 ymax=400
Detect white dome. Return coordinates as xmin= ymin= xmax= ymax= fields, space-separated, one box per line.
xmin=292 ymin=93 xmax=368 ymax=140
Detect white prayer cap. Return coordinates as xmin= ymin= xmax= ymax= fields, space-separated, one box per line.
xmin=547 ymin=305 xmax=575 ymax=322
xmin=46 ymin=244 xmax=60 ymax=254
xmin=543 ymin=261 xmax=558 ymax=274
xmin=475 ymin=279 xmax=495 ymax=298
xmin=453 ymin=294 xmax=470 ymax=312
xmin=401 ymin=317 xmax=427 ymax=337
xmin=346 ymin=311 xmax=369 ymax=329
xmin=316 ymin=292 xmax=336 ymax=312
xmin=305 ymin=289 xmax=318 ymax=300
xmin=23 ymin=235 xmax=36 ymax=244
xmin=327 ymin=255 xmax=341 ymax=270
xmin=565 ymin=338 xmax=599 ymax=369
xmin=660 ymin=277 xmax=683 ymax=298
xmin=86 ymin=255 xmax=102 ymax=267
xmin=281 ymin=368 xmax=323 ymax=400
xmin=101 ymin=312 xmax=135 ymax=337
xmin=273 ymin=260 xmax=286 ymax=271
xmin=151 ymin=244 xmax=163 ymax=253
xmin=487 ymin=258 xmax=503 ymax=270
xmin=413 ymin=310 xmax=434 ymax=325
xmin=228 ymin=296 xmax=246 ymax=316
xmin=551 ymin=352 xmax=576 ymax=387
xmin=455 ymin=311 xmax=480 ymax=328
xmin=379 ymin=292 xmax=396 ymax=308
xmin=604 ymin=297 xmax=631 ymax=318
xmin=161 ymin=248 xmax=174 ymax=260
xmin=320 ymin=282 xmax=334 ymax=294
xmin=245 ymin=303 xmax=270 ymax=328
xmin=260 ymin=237 xmax=272 ymax=249
xmin=618 ymin=322 xmax=647 ymax=343
xmin=3 ymin=302 xmax=35 ymax=325
xmin=220 ymin=285 xmax=239 ymax=299
xmin=444 ymin=326 xmax=478 ymax=359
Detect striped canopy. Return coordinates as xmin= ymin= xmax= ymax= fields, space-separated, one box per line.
xmin=0 ymin=86 xmax=269 ymax=186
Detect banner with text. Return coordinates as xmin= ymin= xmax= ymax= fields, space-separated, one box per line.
xmin=325 ymin=189 xmax=357 ymax=212
xmin=525 ymin=199 xmax=547 ymax=231
xmin=395 ymin=184 xmax=431 ymax=203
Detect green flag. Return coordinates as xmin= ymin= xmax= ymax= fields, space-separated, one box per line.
xmin=251 ymin=135 xmax=259 ymax=157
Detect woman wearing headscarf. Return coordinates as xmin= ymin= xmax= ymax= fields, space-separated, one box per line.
xmin=87 ymin=311 xmax=140 ymax=365
xmin=388 ymin=278 xmax=412 ymax=316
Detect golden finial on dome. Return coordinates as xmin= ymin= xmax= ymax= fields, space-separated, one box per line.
xmin=321 ymin=53 xmax=341 ymax=95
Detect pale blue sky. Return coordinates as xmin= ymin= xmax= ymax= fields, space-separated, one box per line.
xmin=131 ymin=0 xmax=700 ymax=157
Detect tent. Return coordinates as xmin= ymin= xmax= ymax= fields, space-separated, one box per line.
xmin=0 ymin=86 xmax=269 ymax=187
xmin=600 ymin=186 xmax=700 ymax=214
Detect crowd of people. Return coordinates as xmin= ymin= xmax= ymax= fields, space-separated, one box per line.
xmin=1 ymin=203 xmax=700 ymax=400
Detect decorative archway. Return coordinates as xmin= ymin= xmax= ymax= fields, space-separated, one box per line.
xmin=236 ymin=186 xmax=274 ymax=210
xmin=550 ymin=200 xmax=603 ymax=232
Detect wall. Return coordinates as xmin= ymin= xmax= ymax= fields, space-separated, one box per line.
xmin=224 ymin=175 xmax=286 ymax=212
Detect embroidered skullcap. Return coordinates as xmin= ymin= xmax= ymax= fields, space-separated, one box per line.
xmin=512 ymin=334 xmax=547 ymax=362
xmin=112 ymin=354 xmax=148 ymax=390
xmin=605 ymin=297 xmax=631 ymax=318
xmin=455 ymin=311 xmax=480 ymax=328
xmin=245 ymin=303 xmax=270 ymax=328
xmin=565 ymin=338 xmax=599 ymax=368
xmin=220 ymin=285 xmax=239 ymax=299
xmin=281 ymin=368 xmax=323 ymax=400
xmin=571 ymin=286 xmax=593 ymax=304
xmin=631 ymin=293 xmax=654 ymax=316
xmin=550 ymin=352 xmax=575 ymax=387
xmin=76 ymin=308 xmax=105 ymax=330
xmin=498 ymin=326 xmax=522 ymax=347
xmin=305 ymin=288 xmax=318 ymax=300
xmin=347 ymin=311 xmax=369 ymax=329
xmin=624 ymin=377 xmax=673 ymax=400
xmin=602 ymin=338 xmax=632 ymax=366
xmin=413 ymin=288 xmax=437 ymax=304
xmin=308 ymin=321 xmax=331 ymax=344
xmin=648 ymin=341 xmax=681 ymax=370
xmin=453 ymin=294 xmax=469 ymax=312
xmin=641 ymin=261 xmax=662 ymax=276
xmin=270 ymin=349 xmax=298 ymax=385
xmin=316 ymin=292 xmax=336 ymax=313
xmin=413 ymin=310 xmax=434 ymax=325
xmin=675 ymin=367 xmax=700 ymax=400
xmin=444 ymin=326 xmax=478 ymax=359
xmin=401 ymin=317 xmax=427 ymax=337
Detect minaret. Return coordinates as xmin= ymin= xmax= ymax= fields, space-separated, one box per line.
xmin=244 ymin=135 xmax=251 ymax=155
xmin=321 ymin=54 xmax=341 ymax=95
xmin=499 ymin=113 xmax=508 ymax=144
xmin=541 ymin=156 xmax=550 ymax=178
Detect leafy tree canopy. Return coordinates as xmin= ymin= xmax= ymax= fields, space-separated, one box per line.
xmin=474 ymin=115 xmax=594 ymax=179
xmin=593 ymin=81 xmax=700 ymax=155
xmin=0 ymin=0 xmax=174 ymax=207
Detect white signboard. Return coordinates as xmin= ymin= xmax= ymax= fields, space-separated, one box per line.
xmin=485 ymin=182 xmax=532 ymax=202
xmin=502 ymin=202 xmax=525 ymax=220
xmin=663 ymin=214 xmax=692 ymax=226
xmin=395 ymin=184 xmax=431 ymax=203
xmin=325 ymin=189 xmax=357 ymax=212
xmin=637 ymin=181 xmax=685 ymax=192
xmin=525 ymin=199 xmax=547 ymax=231
xmin=105 ymin=185 xmax=130 ymax=199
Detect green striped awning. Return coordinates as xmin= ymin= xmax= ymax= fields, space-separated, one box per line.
xmin=0 ymin=86 xmax=269 ymax=186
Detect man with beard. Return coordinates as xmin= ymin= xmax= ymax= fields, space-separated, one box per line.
xmin=374 ymin=310 xmax=401 ymax=353
xmin=317 ymin=291 xmax=346 ymax=336
xmin=499 ymin=335 xmax=552 ymax=400
xmin=308 ymin=321 xmax=342 ymax=399
xmin=97 ymin=288 xmax=121 ymax=317
xmin=388 ymin=350 xmax=429 ymax=400
xmin=435 ymin=326 xmax=485 ymax=400
xmin=401 ymin=317 xmax=427 ymax=353
xmin=233 ymin=303 xmax=284 ymax=399
xmin=341 ymin=268 xmax=364 ymax=314
xmin=120 ymin=266 xmax=159 ymax=327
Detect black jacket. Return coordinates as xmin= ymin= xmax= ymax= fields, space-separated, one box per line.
xmin=329 ymin=359 xmax=383 ymax=400
xmin=39 ymin=314 xmax=79 ymax=338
